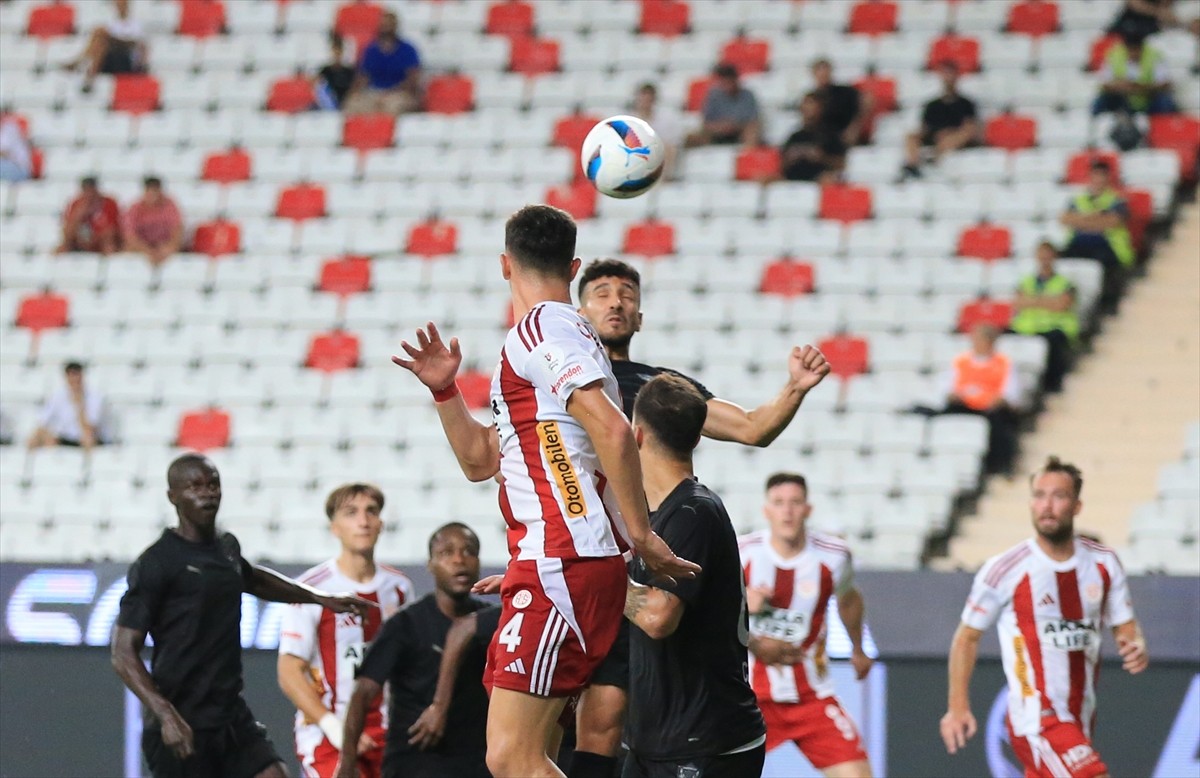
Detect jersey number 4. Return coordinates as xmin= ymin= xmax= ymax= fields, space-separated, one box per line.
xmin=499 ymin=613 xmax=524 ymax=653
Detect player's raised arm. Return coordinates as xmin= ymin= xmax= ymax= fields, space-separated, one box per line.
xmin=246 ymin=565 xmax=376 ymax=616
xmin=702 ymin=344 xmax=830 ymax=447
xmin=393 ymin=322 xmax=500 ymax=482
xmin=940 ymin=623 xmax=984 ymax=754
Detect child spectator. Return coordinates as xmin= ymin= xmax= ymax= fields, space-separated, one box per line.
xmin=58 ymin=176 xmax=121 ymax=255
xmin=123 ymin=176 xmax=184 ymax=267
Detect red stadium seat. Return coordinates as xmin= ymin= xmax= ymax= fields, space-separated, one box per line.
xmin=509 ymin=37 xmax=560 ymax=75
xmin=759 ymin=258 xmax=814 ymax=297
xmin=552 ymin=112 xmax=601 ymax=152
xmin=639 ymin=0 xmax=690 ymax=36
xmin=720 ymin=36 xmax=770 ymax=75
xmin=407 ymin=220 xmax=458 ymax=256
xmin=623 ymin=220 xmax=676 ymax=257
xmin=735 ymin=146 xmax=781 ymax=181
xmin=817 ymin=334 xmax=869 ymax=378
xmin=424 ymin=74 xmax=475 ymax=114
xmin=342 ymin=113 xmax=395 ymax=150
xmin=927 ymin=35 xmax=981 ymax=73
xmin=30 ymin=147 xmax=44 ymax=179
xmin=1088 ymin=34 xmax=1119 ymax=72
xmin=957 ymin=299 xmax=1013 ymax=333
xmin=15 ymin=292 xmax=69 ymax=331
xmin=0 ymin=113 xmax=30 ymax=138
xmin=192 ymin=219 xmax=241 ymax=256
xmin=177 ymin=408 xmax=231 ymax=451
xmin=1149 ymin=114 xmax=1200 ymax=181
xmin=958 ymin=223 xmax=1013 ymax=261
xmin=486 ymin=1 xmax=535 ymax=39
xmin=335 ymin=1 xmax=383 ymax=53
xmin=848 ymin=1 xmax=898 ymax=35
xmin=267 ymin=77 xmax=315 ymax=113
xmin=111 ymin=75 xmax=160 ymax=114
xmin=178 ymin=0 xmax=226 ymax=37
xmin=985 ymin=114 xmax=1037 ymax=150
xmin=1065 ymin=150 xmax=1121 ymax=184
xmin=26 ymin=2 xmax=75 ymax=38
xmin=819 ymin=184 xmax=872 ymax=223
xmin=305 ymin=331 xmax=361 ymax=372
xmin=276 ymin=184 xmax=327 ymax=221
xmin=318 ymin=255 xmax=372 ymax=295
xmin=545 ymin=181 xmax=598 ymax=220
xmin=1123 ymin=188 xmax=1153 ymax=251
xmin=686 ymin=76 xmax=714 ymax=112
xmin=458 ymin=370 xmax=493 ymax=410
xmin=201 ymin=148 xmax=252 ymax=183
xmin=855 ymin=73 xmax=897 ymax=114
xmin=1007 ymin=0 xmax=1059 ymax=36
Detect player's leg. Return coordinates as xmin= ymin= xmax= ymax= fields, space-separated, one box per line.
xmin=791 ymin=698 xmax=870 ymax=778
xmin=225 ymin=702 xmax=288 ymax=778
xmin=486 ymin=687 xmax=570 ymax=778
xmin=822 ymin=759 xmax=872 ymax=778
xmin=252 ymin=762 xmax=289 ymax=778
xmin=1028 ymin=722 xmax=1110 ymax=778
xmin=572 ymin=683 xmax=627 ymax=778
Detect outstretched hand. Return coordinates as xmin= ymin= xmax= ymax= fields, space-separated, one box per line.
xmin=392 ymin=323 xmax=463 ymax=393
xmin=320 ymin=594 xmax=378 ymax=621
xmin=471 ymin=575 xmax=503 ymax=595
xmin=788 ymin=345 xmax=832 ymax=393
xmin=636 ymin=531 xmax=702 ymax=587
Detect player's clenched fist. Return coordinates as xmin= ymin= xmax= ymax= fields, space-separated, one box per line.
xmin=788 ymin=345 xmax=832 ymax=392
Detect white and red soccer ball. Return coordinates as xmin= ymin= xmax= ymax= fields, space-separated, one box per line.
xmin=580 ymin=115 xmax=666 ymax=200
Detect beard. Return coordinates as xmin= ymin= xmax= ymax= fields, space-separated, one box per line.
xmin=600 ymin=330 xmax=634 ymax=352
xmin=1035 ymin=519 xmax=1073 ymax=545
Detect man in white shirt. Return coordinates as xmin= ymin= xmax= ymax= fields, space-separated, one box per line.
xmin=0 ymin=118 xmax=32 ymax=183
xmin=27 ymin=361 xmax=110 ymax=450
xmin=631 ymin=83 xmax=682 ymax=179
xmin=65 ymin=0 xmax=146 ymax=91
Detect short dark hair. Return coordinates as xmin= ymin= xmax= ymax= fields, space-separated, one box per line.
xmin=811 ymin=57 xmax=832 ymax=69
xmin=324 ymin=483 xmax=385 ymax=521
xmin=1037 ymin=240 xmax=1058 ymax=255
xmin=765 ymin=472 xmax=808 ymax=497
xmin=329 ymin=31 xmax=344 ymax=48
xmin=1031 ymin=456 xmax=1084 ymax=499
xmin=637 ymin=82 xmax=657 ymax=96
xmin=63 ymin=361 xmax=84 ymax=373
xmin=1089 ymin=159 xmax=1112 ymax=174
xmin=935 ymin=59 xmax=960 ymax=74
xmin=577 ymin=258 xmax=641 ymax=302
xmin=713 ymin=62 xmax=739 ymax=79
xmin=504 ymin=204 xmax=578 ymax=280
xmin=167 ymin=452 xmax=216 ymax=489
xmin=633 ymin=374 xmax=708 ymax=460
xmin=81 ymin=176 xmax=98 ymax=188
xmin=143 ymin=176 xmax=162 ymax=189
xmin=428 ymin=522 xmax=480 ymax=558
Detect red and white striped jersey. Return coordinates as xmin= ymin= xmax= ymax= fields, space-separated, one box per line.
xmin=961 ymin=537 xmax=1135 ymax=738
xmin=278 ymin=559 xmax=414 ymax=741
xmin=739 ymin=530 xmax=855 ymax=703
xmin=491 ymin=301 xmax=629 ymax=561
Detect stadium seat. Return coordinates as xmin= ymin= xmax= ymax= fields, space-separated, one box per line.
xmin=15 ymin=292 xmax=69 ymax=331
xmin=342 ymin=113 xmax=395 ymax=151
xmin=927 ymin=34 xmax=981 ymax=73
xmin=819 ymin=184 xmax=872 ymax=223
xmin=957 ymin=298 xmax=1013 ymax=332
xmin=545 ymin=181 xmax=598 ymax=220
xmin=817 ymin=334 xmax=869 ymax=378
xmin=759 ymin=258 xmax=814 ymax=297
xmin=111 ymin=75 xmax=161 ymax=115
xmin=178 ymin=0 xmax=227 ymax=38
xmin=192 ymin=219 xmax=241 ymax=256
xmin=720 ymin=36 xmax=770 ymax=74
xmin=734 ymin=146 xmax=781 ymax=182
xmin=639 ymin=0 xmax=690 ymax=36
xmin=335 ymin=1 xmax=384 ymax=52
xmin=201 ymin=148 xmax=252 ymax=183
xmin=686 ymin=76 xmax=713 ymax=112
xmin=275 ymin=184 xmax=327 ymax=221
xmin=847 ymin=0 xmax=898 ymax=35
xmin=1087 ymin=34 xmax=1119 ymax=72
xmin=958 ymin=223 xmax=1013 ymax=261
xmin=177 ymin=408 xmax=232 ymax=451
xmin=458 ymin=370 xmax=493 ymax=410
xmin=509 ymin=37 xmax=560 ymax=75
xmin=985 ymin=114 xmax=1037 ymax=150
xmin=305 ymin=331 xmax=361 ymax=373
xmin=1065 ymin=150 xmax=1121 ymax=184
xmin=1124 ymin=188 xmax=1153 ymax=251
xmin=424 ymin=74 xmax=475 ymax=114
xmin=266 ymin=77 xmax=315 ymax=114
xmin=486 ymin=1 xmax=535 ymax=39
xmin=406 ymin=220 xmax=458 ymax=256
xmin=1149 ymin=114 xmax=1200 ymax=181
xmin=318 ymin=256 xmax=372 ymax=296
xmin=1006 ymin=0 xmax=1059 ymax=36
xmin=26 ymin=2 xmax=75 ymax=37
xmin=552 ymin=112 xmax=601 ymax=154
xmin=623 ymin=220 xmax=676 ymax=257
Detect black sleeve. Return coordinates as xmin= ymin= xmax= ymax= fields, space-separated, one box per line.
xmin=357 ymin=611 xmax=409 ymax=685
xmin=472 ymin=606 xmax=502 ymax=648
xmin=663 ymin=368 xmax=714 ymax=402
xmin=117 ymin=550 xmax=167 ymax=633
xmin=642 ymin=503 xmax=715 ymax=607
xmin=221 ymin=533 xmax=256 ymax=590
xmin=780 ymin=129 xmax=802 ymax=153
xmin=823 ymin=136 xmax=848 ymax=157
xmin=846 ymin=86 xmax=862 ymax=119
xmin=921 ymin=99 xmax=936 ymax=128
xmin=962 ymin=97 xmax=978 ymax=119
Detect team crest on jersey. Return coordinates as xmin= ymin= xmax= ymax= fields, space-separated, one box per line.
xmin=797 ymin=579 xmax=818 ymax=598
xmin=1085 ymin=583 xmax=1102 ymax=602
xmin=512 ymin=590 xmax=533 ymax=609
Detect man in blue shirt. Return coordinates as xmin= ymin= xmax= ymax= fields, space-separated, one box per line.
xmin=345 ymin=10 xmax=422 ymax=115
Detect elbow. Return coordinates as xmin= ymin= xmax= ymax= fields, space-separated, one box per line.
xmin=462 ymin=462 xmax=499 ymax=482
xmin=641 ymin=620 xmax=675 ymax=641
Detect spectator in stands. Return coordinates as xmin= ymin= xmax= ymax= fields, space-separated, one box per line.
xmin=315 ymin=33 xmax=357 ymax=111
xmin=1093 ymin=27 xmax=1178 ymax=116
xmin=810 ymin=58 xmax=866 ymax=147
xmin=1011 ymin=242 xmax=1079 ymax=393
xmin=685 ymin=63 xmax=762 ymax=148
xmin=777 ymin=92 xmax=846 ymax=184
xmin=58 ymin=176 xmax=121 ymax=255
xmin=1109 ymin=0 xmax=1183 ymax=37
xmin=64 ymin=0 xmax=147 ymax=93
xmin=902 ymin=61 xmax=979 ymax=180
xmin=0 ymin=116 xmax=33 ymax=182
xmin=0 ymin=408 xmax=12 ymax=446
xmin=1058 ymin=159 xmax=1134 ymax=309
xmin=123 ymin=176 xmax=184 ymax=267
xmin=631 ymin=82 xmax=682 ymax=179
xmin=343 ymin=11 xmax=422 ymax=115
xmin=27 ymin=361 xmax=111 ymax=451
xmin=941 ymin=325 xmax=1021 ymax=475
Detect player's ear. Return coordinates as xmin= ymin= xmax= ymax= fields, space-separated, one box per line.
xmin=635 ymin=310 xmax=643 ymax=332
xmin=633 ymin=424 xmax=645 ymax=449
xmin=568 ymin=257 xmax=582 ymax=280
xmin=499 ymin=252 xmax=512 ymax=280
xmin=1073 ymin=499 xmax=1083 ymax=517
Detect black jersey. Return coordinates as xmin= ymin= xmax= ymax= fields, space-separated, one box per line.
xmin=626 ymin=478 xmax=765 ymax=760
xmin=116 ymin=529 xmax=255 ymax=729
xmin=610 ymin=359 xmax=714 ymax=420
xmin=357 ymin=595 xmax=500 ymax=766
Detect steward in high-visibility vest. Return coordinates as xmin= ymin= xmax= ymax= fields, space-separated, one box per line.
xmin=1011 ymin=273 xmax=1080 ymax=341
xmin=1068 ymin=188 xmax=1135 ymax=268
xmin=1105 ymin=41 xmax=1164 ymax=113
xmin=952 ymin=351 xmax=1013 ymax=411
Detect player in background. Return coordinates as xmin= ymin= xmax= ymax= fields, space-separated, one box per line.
xmin=940 ymin=456 xmax=1148 ymax=777
xmin=335 ymin=523 xmax=498 ymax=778
xmin=277 ymin=484 xmax=414 ymax=778
xmin=112 ymin=454 xmax=374 ymax=778
xmin=570 ymin=257 xmax=831 ymax=778
xmin=739 ymin=473 xmax=873 ymax=778
xmin=622 ymin=374 xmax=766 ymax=778
xmin=392 ymin=204 xmax=699 ymax=778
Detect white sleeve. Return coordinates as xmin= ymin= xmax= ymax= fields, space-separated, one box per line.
xmin=1103 ymin=554 xmax=1136 ymax=627
xmin=278 ymin=602 xmax=320 ymax=661
xmin=526 ymin=335 xmax=608 ymax=409
xmin=961 ymin=563 xmax=1005 ymax=632
xmin=1003 ymin=362 xmax=1022 ymax=406
xmin=834 ymin=550 xmax=855 ymax=596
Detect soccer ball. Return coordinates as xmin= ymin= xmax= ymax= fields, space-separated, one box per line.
xmin=580 ymin=115 xmax=666 ymax=199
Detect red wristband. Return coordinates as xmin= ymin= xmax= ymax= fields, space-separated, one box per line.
xmin=432 ymin=382 xmax=460 ymax=403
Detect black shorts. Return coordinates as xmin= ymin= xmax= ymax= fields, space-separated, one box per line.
xmin=383 ymin=751 xmax=490 ymax=778
xmin=589 ymin=618 xmax=630 ymax=690
xmin=100 ymin=41 xmax=137 ymax=74
xmin=142 ymin=704 xmax=281 ymax=778
xmin=622 ymin=744 xmax=766 ymax=778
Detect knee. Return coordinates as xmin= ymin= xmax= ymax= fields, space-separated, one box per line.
xmin=486 ymin=735 xmax=534 ymax=778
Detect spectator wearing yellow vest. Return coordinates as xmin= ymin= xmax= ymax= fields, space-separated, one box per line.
xmin=1011 ymin=242 xmax=1079 ymax=393
xmin=1093 ymin=29 xmax=1177 ymax=115
xmin=1059 ymin=159 xmax=1134 ymax=311
xmin=941 ymin=325 xmax=1022 ymax=475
